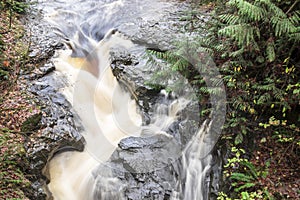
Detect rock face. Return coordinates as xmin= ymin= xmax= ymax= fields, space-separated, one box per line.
xmin=23 ymin=0 xmax=223 ymax=199
xmin=116 ymin=134 xmax=181 ymax=173
xmin=21 ymin=6 xmax=85 ymax=199
xmin=24 ymin=68 xmax=85 ymax=199
xmin=95 ymin=134 xmax=181 ymax=200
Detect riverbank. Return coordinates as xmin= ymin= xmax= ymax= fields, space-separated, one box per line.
xmin=0 ymin=1 xmax=40 ymax=199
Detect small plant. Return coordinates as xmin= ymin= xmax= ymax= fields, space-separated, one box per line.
xmin=0 ymin=129 xmax=29 ymax=199
xmin=0 ymin=0 xmax=28 ymax=14
xmin=220 ymin=147 xmax=273 ymax=199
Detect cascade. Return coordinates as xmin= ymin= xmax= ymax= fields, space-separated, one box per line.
xmin=38 ymin=0 xmax=225 ymax=199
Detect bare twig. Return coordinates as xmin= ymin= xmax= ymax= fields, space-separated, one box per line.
xmin=286 ymin=0 xmax=299 ymax=15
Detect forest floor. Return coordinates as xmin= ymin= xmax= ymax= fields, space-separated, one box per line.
xmin=249 ymin=131 xmax=299 ymax=199
xmin=0 ymin=7 xmax=40 ymax=199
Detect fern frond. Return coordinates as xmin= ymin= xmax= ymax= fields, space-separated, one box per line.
xmin=257 ymin=93 xmax=271 ymax=104
xmin=289 ymin=11 xmax=300 ymax=24
xmin=207 ymin=87 xmax=225 ymax=95
xmin=229 ymin=47 xmax=245 ymax=58
xmin=240 ymin=161 xmax=258 ymax=178
xmin=289 ymin=32 xmax=300 ymax=42
xmin=231 ymin=172 xmax=255 ymax=182
xmin=228 ymin=0 xmax=266 ymax=21
xmin=219 ymin=24 xmax=258 ymax=46
xmin=199 ymin=86 xmax=209 ymax=94
xmin=235 ymin=182 xmax=256 ymax=192
xmin=233 ymin=97 xmax=248 ymax=111
xmin=273 ymin=88 xmax=285 ymax=101
xmin=253 ymin=83 xmax=275 ymax=91
xmin=220 ymin=13 xmax=241 ymax=24
xmin=215 ymin=43 xmax=227 ymax=52
xmin=271 ymin=17 xmax=297 ymax=37
xmin=172 ymin=58 xmax=189 ymax=71
xmin=259 ymin=0 xmax=286 ymax=18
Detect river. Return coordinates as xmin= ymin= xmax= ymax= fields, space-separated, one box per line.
xmin=29 ymin=0 xmax=226 ymax=199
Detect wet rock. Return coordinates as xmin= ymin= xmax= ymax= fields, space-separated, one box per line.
xmin=108 ymin=43 xmax=210 ymax=199
xmin=23 ymin=6 xmax=63 ymax=64
xmin=23 ymin=65 xmax=85 ymax=197
xmin=117 ymin=134 xmax=181 ymax=173
xmin=23 ymin=1 xmax=221 ymax=199
xmin=179 ymin=120 xmax=199 ymax=146
xmin=22 ymin=15 xmax=84 ymax=196
xmin=96 ymin=134 xmax=181 ymax=200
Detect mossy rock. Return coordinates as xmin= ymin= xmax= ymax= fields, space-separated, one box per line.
xmin=21 ymin=113 xmax=42 ymax=133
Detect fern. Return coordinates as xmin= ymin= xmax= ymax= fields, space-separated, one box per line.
xmin=240 ymin=161 xmax=258 ymax=179
xmin=219 ymin=24 xmax=258 ymax=47
xmin=219 ymin=13 xmax=241 ymax=24
xmin=289 ymin=32 xmax=300 ymax=42
xmin=271 ymin=17 xmax=297 ymax=37
xmin=257 ymin=93 xmax=271 ymax=105
xmin=231 ymin=172 xmax=255 ymax=182
xmin=229 ymin=0 xmax=266 ymax=21
xmin=273 ymin=88 xmax=285 ymax=101
xmin=235 ymin=182 xmax=256 ymax=192
xmin=229 ymin=47 xmax=245 ymax=58
xmin=198 ymin=0 xmax=299 ymax=198
xmin=290 ymin=10 xmax=300 ymax=24
xmin=172 ymin=57 xmax=189 ymax=71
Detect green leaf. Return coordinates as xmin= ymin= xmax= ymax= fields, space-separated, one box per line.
xmin=240 ymin=161 xmax=258 ymax=178
xmin=231 ymin=172 xmax=255 ymax=182
xmin=241 ymin=191 xmax=251 ymax=199
xmin=235 ymin=182 xmax=256 ymax=192
xmin=235 ymin=133 xmax=244 ymax=145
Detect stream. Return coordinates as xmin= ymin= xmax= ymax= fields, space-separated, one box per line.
xmin=26 ymin=0 xmax=226 ymax=199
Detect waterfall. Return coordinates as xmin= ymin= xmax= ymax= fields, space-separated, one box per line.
xmin=38 ymin=0 xmax=225 ymax=199
xmin=171 ymin=121 xmax=213 ymax=200
xmin=46 ymin=29 xmax=192 ymax=199
xmin=46 ymin=29 xmax=141 ymax=200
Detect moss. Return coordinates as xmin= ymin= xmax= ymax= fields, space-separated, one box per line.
xmin=21 ymin=113 xmax=42 ymax=133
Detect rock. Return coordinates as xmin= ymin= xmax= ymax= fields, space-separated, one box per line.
xmin=118 ymin=134 xmax=181 ymax=167
xmin=92 ymin=134 xmax=182 ymax=200
xmin=23 ymin=1 xmax=222 ymax=199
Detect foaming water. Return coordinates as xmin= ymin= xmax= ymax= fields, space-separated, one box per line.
xmin=46 ymin=29 xmax=189 ymax=199
xmin=171 ymin=121 xmax=213 ymax=200
xmin=39 ymin=0 xmax=224 ymax=199
xmin=46 ymin=30 xmax=141 ymax=199
xmin=47 ymin=151 xmax=97 ymax=200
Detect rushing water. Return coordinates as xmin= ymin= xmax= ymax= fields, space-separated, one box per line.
xmin=37 ymin=0 xmax=226 ymax=199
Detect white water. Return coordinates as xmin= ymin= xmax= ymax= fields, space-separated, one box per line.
xmin=46 ymin=29 xmax=190 ymax=199
xmin=46 ymin=30 xmax=138 ymax=199
xmin=180 ymin=121 xmax=213 ymax=200
xmin=39 ymin=0 xmax=225 ymax=199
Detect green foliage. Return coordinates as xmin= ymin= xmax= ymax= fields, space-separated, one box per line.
xmin=202 ymin=0 xmax=300 ymax=145
xmin=146 ymin=49 xmax=190 ymax=72
xmin=204 ymin=1 xmax=300 ymax=197
xmin=146 ymin=0 xmax=300 ymax=197
xmin=0 ymin=129 xmax=29 ymax=199
xmin=0 ymin=0 xmax=28 ymax=14
xmin=222 ymin=147 xmax=273 ymax=199
xmin=145 ymin=49 xmax=190 ymax=95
